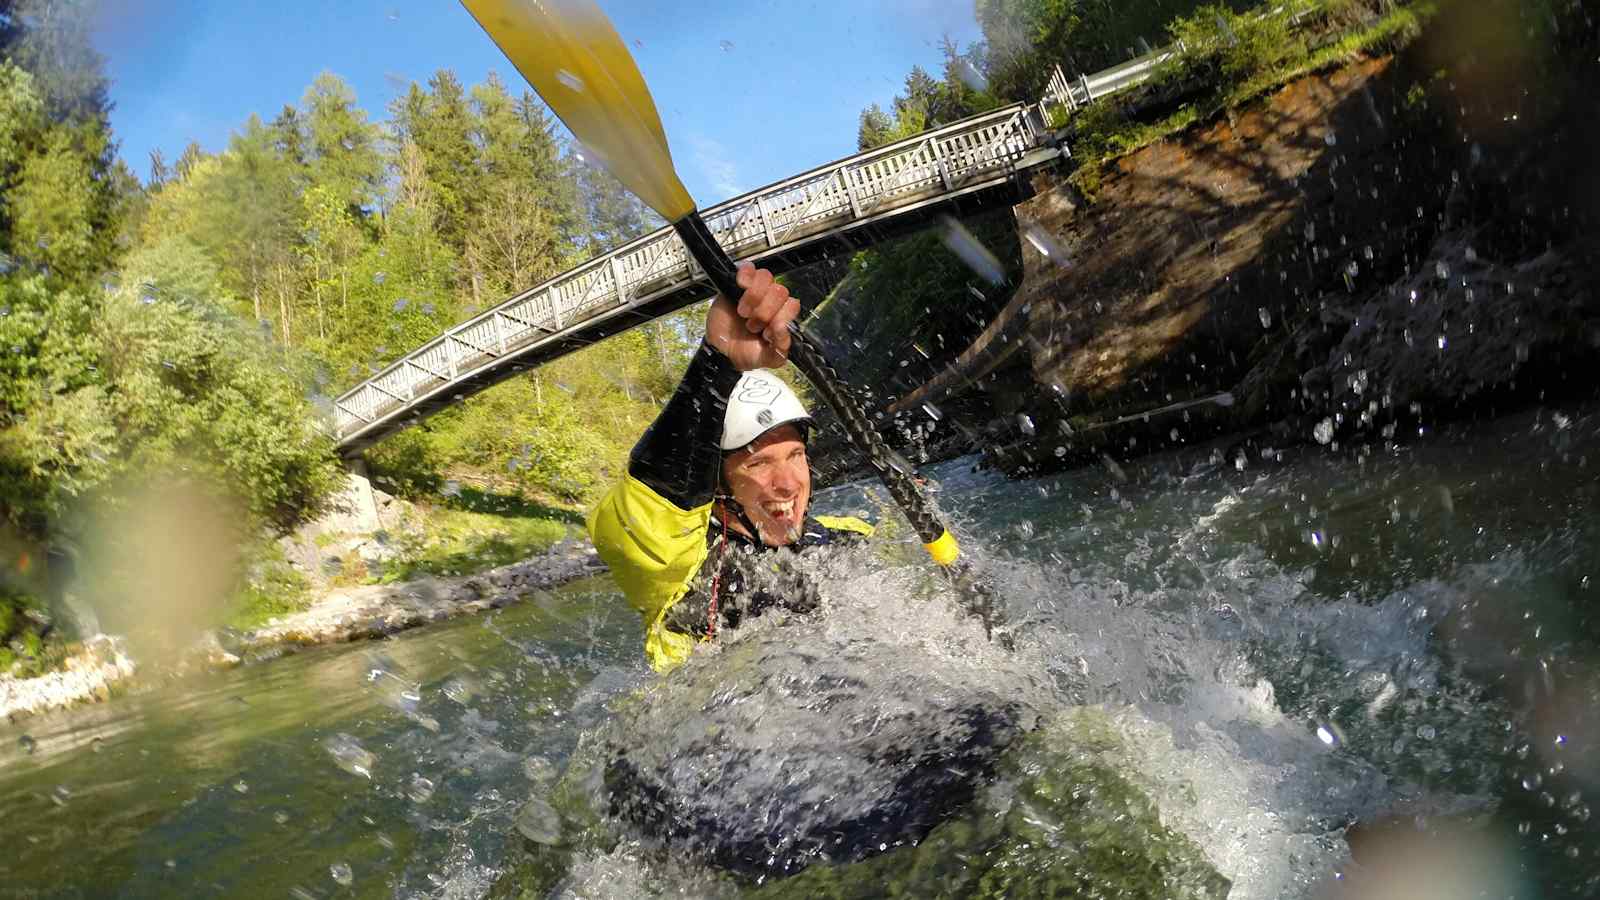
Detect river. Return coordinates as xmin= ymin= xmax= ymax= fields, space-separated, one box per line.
xmin=1 ymin=403 xmax=1595 ymax=898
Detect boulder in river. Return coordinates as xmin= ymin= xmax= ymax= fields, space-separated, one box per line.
xmin=602 ymin=625 xmax=1032 ymax=877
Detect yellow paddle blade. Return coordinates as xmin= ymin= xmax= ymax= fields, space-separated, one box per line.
xmin=462 ymin=0 xmax=696 ymax=222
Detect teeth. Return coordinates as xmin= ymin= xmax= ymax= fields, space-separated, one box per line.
xmin=763 ymin=501 xmax=794 ymax=516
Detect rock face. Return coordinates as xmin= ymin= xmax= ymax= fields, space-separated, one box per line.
xmin=235 ymin=539 xmax=606 ymax=657
xmin=904 ymin=25 xmax=1600 ymax=475
xmin=602 ymin=625 xmax=1032 ymax=877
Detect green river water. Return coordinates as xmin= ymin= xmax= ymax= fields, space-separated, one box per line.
xmin=2 ymin=403 xmax=1596 ymax=898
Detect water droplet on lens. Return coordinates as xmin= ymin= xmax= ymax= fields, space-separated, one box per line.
xmin=1418 ymin=724 xmax=1437 ymax=741
xmin=1258 ymin=307 xmax=1272 ymax=328
xmin=407 ymin=774 xmax=435 ymax=804
xmin=323 ymin=733 xmax=376 ymax=779
xmin=938 ymin=215 xmax=1004 ymax=285
xmin=956 ymin=58 xmax=989 ymax=92
xmin=1313 ymin=419 xmax=1334 ymax=444
xmin=18 ymin=734 xmax=36 ymax=755
xmin=233 ymin=780 xmax=249 ymax=794
xmin=523 ymin=756 xmax=556 ymax=784
xmin=515 ymin=797 xmax=563 ymax=845
xmin=274 ymin=811 xmax=290 ymax=825
xmin=330 ymin=862 xmax=353 ymax=887
xmin=372 ymin=271 xmax=386 ymax=285
xmin=51 ymin=785 xmax=71 ymax=806
xmin=1016 ymin=414 xmax=1035 ymax=436
xmin=393 ymin=298 xmax=408 ymax=312
xmin=441 ymin=676 xmax=475 ymax=705
xmin=1022 ymin=223 xmax=1069 ymax=264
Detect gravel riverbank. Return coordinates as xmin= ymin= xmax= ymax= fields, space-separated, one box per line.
xmin=0 ymin=539 xmax=607 ymax=722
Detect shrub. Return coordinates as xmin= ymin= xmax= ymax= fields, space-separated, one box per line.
xmin=1167 ymin=4 xmax=1302 ymax=84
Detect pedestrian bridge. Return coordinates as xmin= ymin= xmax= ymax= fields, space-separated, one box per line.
xmin=333 ymin=38 xmax=1196 ymax=454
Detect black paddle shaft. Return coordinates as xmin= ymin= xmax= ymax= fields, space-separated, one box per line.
xmin=672 ymin=212 xmax=947 ymax=548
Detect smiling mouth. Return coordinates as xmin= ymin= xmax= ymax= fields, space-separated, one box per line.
xmin=761 ymin=500 xmax=797 ymax=518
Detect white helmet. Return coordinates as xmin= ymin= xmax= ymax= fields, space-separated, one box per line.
xmin=721 ymin=369 xmax=811 ymax=451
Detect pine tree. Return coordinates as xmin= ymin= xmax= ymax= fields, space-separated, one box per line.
xmin=303 ymin=72 xmax=383 ymax=216
xmin=857 ymin=104 xmax=894 ymax=151
xmin=390 ymin=71 xmax=479 ymax=259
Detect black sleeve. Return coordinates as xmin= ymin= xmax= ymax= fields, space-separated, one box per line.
xmin=628 ymin=342 xmax=742 ymax=509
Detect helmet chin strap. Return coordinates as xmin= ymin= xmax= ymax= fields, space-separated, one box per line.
xmin=716 ymin=491 xmax=767 ymax=543
xmin=714 ymin=464 xmax=766 ymax=543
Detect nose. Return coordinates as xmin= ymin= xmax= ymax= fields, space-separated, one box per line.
xmin=769 ymin=458 xmax=804 ymax=496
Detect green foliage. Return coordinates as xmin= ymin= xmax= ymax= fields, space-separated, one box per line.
xmin=856 ymin=46 xmax=1002 ymax=151
xmin=377 ymin=499 xmax=570 ymax=583
xmin=427 ymin=378 xmax=611 ymax=502
xmin=0 ymin=54 xmax=120 ymax=288
xmin=1165 ymin=4 xmax=1301 ymax=83
xmin=225 ymin=540 xmax=313 ymax=630
xmin=103 ymin=238 xmax=343 ymax=528
xmin=300 ymin=72 xmax=384 ymax=213
xmin=1062 ymin=1 xmax=1432 ymax=190
xmin=389 ymin=71 xmax=480 ymax=259
xmin=808 ymin=212 xmax=1020 ymax=396
xmin=976 ymin=0 xmax=1257 ymax=101
xmin=0 ymin=273 xmax=111 ymax=529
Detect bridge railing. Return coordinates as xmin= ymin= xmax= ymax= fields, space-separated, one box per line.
xmin=334 ymin=104 xmax=1042 ymax=440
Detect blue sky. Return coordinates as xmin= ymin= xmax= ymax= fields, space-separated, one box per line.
xmin=91 ymin=0 xmax=983 ymax=206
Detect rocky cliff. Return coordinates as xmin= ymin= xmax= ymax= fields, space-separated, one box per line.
xmin=896 ymin=3 xmax=1599 ymax=476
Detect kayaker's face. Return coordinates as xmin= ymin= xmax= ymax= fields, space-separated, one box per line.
xmin=723 ymin=425 xmax=810 ymax=546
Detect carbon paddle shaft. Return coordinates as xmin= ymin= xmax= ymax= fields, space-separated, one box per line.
xmin=672 ymin=212 xmax=955 ymax=559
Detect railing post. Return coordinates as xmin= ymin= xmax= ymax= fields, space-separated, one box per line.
xmin=446 ymin=337 xmax=458 ymax=379
xmin=757 ymin=195 xmax=777 ymax=248
xmin=1080 ymin=73 xmax=1093 ymax=103
xmin=842 ymin=167 xmax=862 ymax=218
xmin=492 ymin=311 xmax=507 ymax=354
xmin=932 ymin=136 xmax=952 ymax=190
xmin=609 ymin=255 xmax=628 ymax=305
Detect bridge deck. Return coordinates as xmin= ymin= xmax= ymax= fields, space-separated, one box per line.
xmin=335 ymin=104 xmax=1060 ymax=453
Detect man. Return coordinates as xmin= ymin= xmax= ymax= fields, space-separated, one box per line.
xmin=588 ymin=263 xmax=874 ymax=671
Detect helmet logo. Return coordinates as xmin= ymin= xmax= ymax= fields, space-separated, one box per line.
xmin=756 ymin=409 xmax=773 ymax=427
xmin=735 ymin=378 xmax=781 ymax=406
